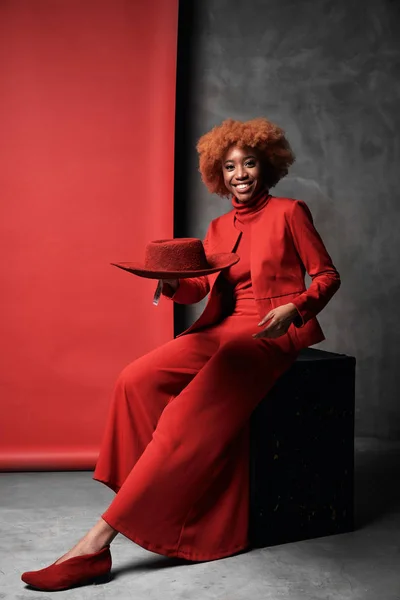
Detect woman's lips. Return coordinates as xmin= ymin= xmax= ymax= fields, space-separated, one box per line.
xmin=234 ymin=182 xmax=253 ymax=193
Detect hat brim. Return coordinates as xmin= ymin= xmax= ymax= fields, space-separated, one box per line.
xmin=110 ymin=252 xmax=240 ymax=280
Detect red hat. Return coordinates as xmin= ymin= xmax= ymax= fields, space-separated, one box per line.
xmin=111 ymin=237 xmax=239 ymax=280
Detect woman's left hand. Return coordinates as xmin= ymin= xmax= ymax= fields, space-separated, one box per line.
xmin=252 ymin=302 xmax=299 ymax=339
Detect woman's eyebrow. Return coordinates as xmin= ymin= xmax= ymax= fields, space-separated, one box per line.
xmin=224 ymin=155 xmax=257 ymax=164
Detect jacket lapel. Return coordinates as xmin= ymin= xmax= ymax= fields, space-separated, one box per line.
xmin=208 ymin=213 xmax=241 ymax=290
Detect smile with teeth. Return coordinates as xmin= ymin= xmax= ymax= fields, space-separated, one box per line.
xmin=235 ymin=182 xmax=252 ymax=191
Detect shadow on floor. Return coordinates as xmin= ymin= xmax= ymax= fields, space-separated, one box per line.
xmin=111 ymin=545 xmax=252 ymax=578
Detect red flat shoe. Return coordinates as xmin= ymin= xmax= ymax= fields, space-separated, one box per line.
xmin=21 ymin=546 xmax=112 ymax=591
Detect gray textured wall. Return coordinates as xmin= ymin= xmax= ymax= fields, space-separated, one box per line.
xmin=174 ymin=0 xmax=400 ymax=439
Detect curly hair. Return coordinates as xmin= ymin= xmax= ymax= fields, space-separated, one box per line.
xmin=196 ymin=117 xmax=295 ymax=197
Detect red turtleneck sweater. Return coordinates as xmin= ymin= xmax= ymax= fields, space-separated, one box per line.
xmin=222 ymin=188 xmax=271 ymax=301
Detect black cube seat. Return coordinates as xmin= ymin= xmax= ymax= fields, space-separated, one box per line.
xmin=248 ymin=347 xmax=356 ymax=547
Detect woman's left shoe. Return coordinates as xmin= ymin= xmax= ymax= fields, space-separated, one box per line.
xmin=21 ymin=546 xmax=112 ymax=591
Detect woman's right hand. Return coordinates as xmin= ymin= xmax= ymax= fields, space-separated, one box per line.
xmin=160 ymin=278 xmax=180 ymax=293
xmin=153 ymin=278 xmax=180 ymax=306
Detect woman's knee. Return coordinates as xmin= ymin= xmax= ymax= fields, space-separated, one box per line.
xmin=114 ymin=355 xmax=153 ymax=396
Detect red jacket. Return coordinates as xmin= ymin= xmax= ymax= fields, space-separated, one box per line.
xmin=164 ymin=195 xmax=341 ymax=351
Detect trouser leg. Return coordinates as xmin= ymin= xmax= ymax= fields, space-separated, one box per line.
xmin=93 ymin=332 xmax=218 ymax=492
xmin=101 ymin=333 xmax=298 ymax=559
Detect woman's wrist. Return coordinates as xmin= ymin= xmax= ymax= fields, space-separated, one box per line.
xmin=287 ymin=302 xmax=300 ymax=322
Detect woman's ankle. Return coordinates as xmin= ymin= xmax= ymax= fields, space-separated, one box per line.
xmin=86 ymin=521 xmax=118 ymax=549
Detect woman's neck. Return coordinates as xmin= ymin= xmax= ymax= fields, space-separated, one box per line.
xmin=232 ymin=187 xmax=270 ymax=222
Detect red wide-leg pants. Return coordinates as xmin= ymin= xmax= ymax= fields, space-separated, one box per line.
xmin=93 ymin=300 xmax=299 ymax=561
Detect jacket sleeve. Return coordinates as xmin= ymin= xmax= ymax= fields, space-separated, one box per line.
xmin=288 ymin=200 xmax=341 ymax=328
xmin=160 ymin=226 xmax=211 ymax=305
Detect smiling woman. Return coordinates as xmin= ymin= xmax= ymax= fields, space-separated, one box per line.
xmin=21 ymin=116 xmax=340 ymax=591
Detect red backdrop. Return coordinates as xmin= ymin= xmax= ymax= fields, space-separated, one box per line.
xmin=0 ymin=0 xmax=178 ymax=470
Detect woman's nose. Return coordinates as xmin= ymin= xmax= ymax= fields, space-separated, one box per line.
xmin=236 ymin=166 xmax=248 ymax=179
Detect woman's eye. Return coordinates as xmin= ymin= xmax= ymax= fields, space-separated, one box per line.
xmin=224 ymin=161 xmax=255 ymax=170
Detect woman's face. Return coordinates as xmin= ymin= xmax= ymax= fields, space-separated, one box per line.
xmin=222 ymin=145 xmax=266 ymax=202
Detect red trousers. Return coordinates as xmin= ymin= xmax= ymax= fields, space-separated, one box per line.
xmin=93 ymin=299 xmax=299 ymax=561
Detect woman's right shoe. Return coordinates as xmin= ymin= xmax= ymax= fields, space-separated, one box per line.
xmin=21 ymin=545 xmax=112 ymax=591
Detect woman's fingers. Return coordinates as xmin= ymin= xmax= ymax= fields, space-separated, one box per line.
xmin=258 ymin=311 xmax=273 ymax=327
xmin=252 ymin=319 xmax=287 ymax=339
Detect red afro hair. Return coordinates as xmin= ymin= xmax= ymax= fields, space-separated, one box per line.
xmin=196 ymin=117 xmax=295 ymax=197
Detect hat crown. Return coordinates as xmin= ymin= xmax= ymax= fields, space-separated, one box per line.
xmin=144 ymin=238 xmax=209 ymax=272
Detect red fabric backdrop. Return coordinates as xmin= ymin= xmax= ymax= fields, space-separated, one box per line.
xmin=0 ymin=0 xmax=178 ymax=470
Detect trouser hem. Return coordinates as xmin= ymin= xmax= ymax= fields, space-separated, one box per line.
xmin=100 ymin=511 xmax=249 ymax=562
xmin=93 ymin=474 xmax=122 ymax=494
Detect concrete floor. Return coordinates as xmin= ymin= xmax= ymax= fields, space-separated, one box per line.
xmin=1 ymin=437 xmax=399 ymax=600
